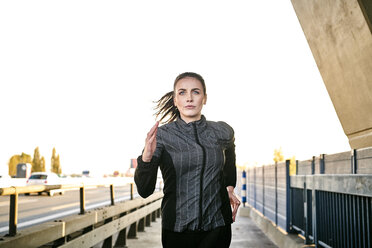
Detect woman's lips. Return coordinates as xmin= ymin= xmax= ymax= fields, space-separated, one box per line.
xmin=185 ymin=105 xmax=195 ymax=109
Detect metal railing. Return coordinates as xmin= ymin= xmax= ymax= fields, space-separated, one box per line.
xmin=0 ymin=181 xmax=163 ymax=248
xmin=239 ymin=146 xmax=372 ymax=248
xmin=0 ymin=181 xmax=136 ymax=237
xmin=243 ymin=161 xmax=290 ymax=232
xmin=291 ymin=175 xmax=372 ymax=247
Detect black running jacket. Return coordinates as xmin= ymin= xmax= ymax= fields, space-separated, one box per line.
xmin=135 ymin=115 xmax=236 ymax=232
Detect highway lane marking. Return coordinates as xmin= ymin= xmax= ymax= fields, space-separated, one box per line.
xmin=50 ymin=202 xmax=80 ymax=210
xmin=49 ymin=200 xmax=92 ymax=211
xmin=0 ymin=199 xmax=38 ymax=207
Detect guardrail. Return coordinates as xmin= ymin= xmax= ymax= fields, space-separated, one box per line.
xmin=0 ymin=181 xmax=136 ymax=237
xmin=291 ymin=175 xmax=372 ymax=247
xmin=0 ymin=182 xmax=163 ymax=248
xmin=241 ymin=161 xmax=290 ymax=232
xmin=296 ymin=148 xmax=372 ymax=175
xmin=239 ymin=146 xmax=372 ymax=248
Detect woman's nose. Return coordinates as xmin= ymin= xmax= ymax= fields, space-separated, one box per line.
xmin=186 ymin=93 xmax=193 ymax=102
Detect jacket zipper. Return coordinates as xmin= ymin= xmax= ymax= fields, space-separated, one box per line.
xmin=193 ymin=123 xmax=206 ymax=230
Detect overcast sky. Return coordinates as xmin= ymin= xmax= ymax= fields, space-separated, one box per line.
xmin=0 ymin=1 xmax=350 ymax=175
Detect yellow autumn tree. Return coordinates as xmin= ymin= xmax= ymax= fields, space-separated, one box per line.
xmin=51 ymin=148 xmax=62 ymax=174
xmin=289 ymin=156 xmax=297 ymax=175
xmin=273 ymin=147 xmax=284 ymax=163
xmin=8 ymin=152 xmax=32 ymax=176
xmin=32 ymin=147 xmax=45 ymax=172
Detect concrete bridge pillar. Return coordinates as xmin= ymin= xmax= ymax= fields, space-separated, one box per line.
xmin=291 ymin=0 xmax=372 ymax=149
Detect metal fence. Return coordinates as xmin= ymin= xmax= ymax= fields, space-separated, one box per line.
xmin=291 ymin=175 xmax=372 ymax=248
xmin=240 ymin=146 xmax=372 ymax=248
xmin=0 ymin=181 xmax=136 ymax=236
xmin=0 ymin=181 xmax=163 ymax=248
xmin=245 ymin=161 xmax=289 ymax=231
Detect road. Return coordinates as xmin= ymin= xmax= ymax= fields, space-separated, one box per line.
xmin=0 ymin=185 xmax=135 ymax=235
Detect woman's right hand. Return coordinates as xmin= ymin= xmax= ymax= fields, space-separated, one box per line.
xmin=142 ymin=121 xmax=159 ymax=162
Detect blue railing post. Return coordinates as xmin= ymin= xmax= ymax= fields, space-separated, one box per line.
xmin=352 ymin=149 xmax=358 ymax=174
xmin=311 ymin=156 xmax=315 ymax=175
xmin=275 ymin=162 xmax=278 ymax=226
xmin=312 ymin=175 xmax=318 ymax=247
xmin=296 ymin=160 xmax=299 ymax=175
xmin=286 ymin=159 xmax=293 ymax=233
xmin=242 ymin=170 xmax=247 ymax=207
xmin=320 ymin=154 xmax=325 ymax=174
xmin=304 ymin=181 xmax=312 ymax=244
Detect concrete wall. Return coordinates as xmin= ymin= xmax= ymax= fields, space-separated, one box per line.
xmin=291 ymin=0 xmax=372 ymax=149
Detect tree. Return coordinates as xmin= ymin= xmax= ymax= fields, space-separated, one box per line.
xmin=32 ymin=147 xmax=44 ymax=172
xmin=51 ymin=148 xmax=62 ymax=174
xmin=40 ymin=156 xmax=46 ymax=172
xmin=273 ymin=147 xmax=284 ymax=163
xmin=289 ymin=156 xmax=296 ymax=175
xmin=51 ymin=148 xmax=56 ymax=167
xmin=55 ymin=155 xmax=61 ymax=174
xmin=8 ymin=155 xmax=18 ymax=176
xmin=8 ymin=152 xmax=32 ymax=176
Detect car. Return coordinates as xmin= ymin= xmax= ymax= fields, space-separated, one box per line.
xmin=26 ymin=172 xmax=64 ymax=196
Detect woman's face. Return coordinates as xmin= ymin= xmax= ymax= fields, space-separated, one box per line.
xmin=174 ymin=77 xmax=207 ymax=123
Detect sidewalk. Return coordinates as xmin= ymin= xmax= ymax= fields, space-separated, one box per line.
xmin=126 ymin=209 xmax=278 ymax=248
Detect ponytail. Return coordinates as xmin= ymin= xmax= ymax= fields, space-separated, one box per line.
xmin=154 ymin=91 xmax=179 ymax=124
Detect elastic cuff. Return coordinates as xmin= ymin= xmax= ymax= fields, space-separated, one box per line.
xmin=138 ymin=155 xmax=151 ymax=164
xmin=137 ymin=155 xmax=157 ymax=169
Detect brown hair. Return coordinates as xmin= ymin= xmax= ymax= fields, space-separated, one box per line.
xmin=154 ymin=72 xmax=206 ymax=123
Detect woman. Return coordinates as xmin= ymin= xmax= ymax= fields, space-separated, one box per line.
xmin=134 ymin=72 xmax=240 ymax=248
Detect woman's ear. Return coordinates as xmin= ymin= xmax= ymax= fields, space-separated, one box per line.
xmin=203 ymin=94 xmax=207 ymax=105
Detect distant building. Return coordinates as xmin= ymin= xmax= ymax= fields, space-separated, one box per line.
xmin=16 ymin=163 xmax=32 ymax=178
xmin=130 ymin=158 xmax=137 ymax=168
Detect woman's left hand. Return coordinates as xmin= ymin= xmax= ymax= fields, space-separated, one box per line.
xmin=227 ymin=186 xmax=240 ymax=222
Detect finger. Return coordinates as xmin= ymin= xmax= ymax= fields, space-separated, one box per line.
xmin=232 ymin=200 xmax=240 ymax=212
xmin=232 ymin=206 xmax=239 ymax=222
xmin=148 ymin=124 xmax=158 ymax=142
xmin=232 ymin=205 xmax=239 ymax=215
xmin=148 ymin=133 xmax=157 ymax=145
xmin=148 ymin=121 xmax=159 ymax=136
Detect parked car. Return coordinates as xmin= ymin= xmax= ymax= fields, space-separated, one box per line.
xmin=26 ymin=172 xmax=64 ymax=196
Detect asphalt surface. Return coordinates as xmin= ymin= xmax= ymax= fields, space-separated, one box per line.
xmin=126 ymin=209 xmax=278 ymax=248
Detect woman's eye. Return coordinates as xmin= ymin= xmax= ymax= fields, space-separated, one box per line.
xmin=193 ymin=91 xmax=200 ymax=95
xmin=179 ymin=91 xmax=185 ymax=95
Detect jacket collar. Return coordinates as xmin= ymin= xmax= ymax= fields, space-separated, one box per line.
xmin=176 ymin=115 xmax=207 ymax=133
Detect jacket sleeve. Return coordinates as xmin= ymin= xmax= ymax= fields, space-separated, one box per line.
xmin=218 ymin=121 xmax=236 ymax=188
xmin=134 ymin=135 xmax=164 ymax=198
xmin=223 ymin=139 xmax=236 ymax=188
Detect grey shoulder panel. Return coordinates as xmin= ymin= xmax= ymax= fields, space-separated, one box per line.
xmin=207 ymin=120 xmax=234 ymax=141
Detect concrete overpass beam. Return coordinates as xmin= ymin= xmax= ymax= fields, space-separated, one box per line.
xmin=291 ymin=0 xmax=372 ymax=148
